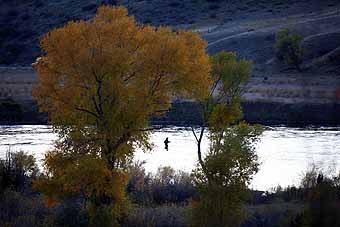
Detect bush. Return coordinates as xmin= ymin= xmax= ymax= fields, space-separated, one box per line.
xmin=274 ymin=29 xmax=304 ymax=71
xmin=190 ymin=123 xmax=262 ymax=227
xmin=0 ymin=152 xmax=56 ymax=226
xmin=284 ymin=167 xmax=340 ymax=227
xmin=127 ymin=163 xmax=198 ymax=206
xmin=299 ymin=170 xmax=340 ymax=227
xmin=0 ymin=151 xmax=93 ymax=226
xmin=0 ymin=150 xmax=38 ymax=193
xmin=0 ymin=189 xmax=56 ymax=227
xmin=151 ymin=167 xmax=197 ymax=205
xmin=122 ymin=205 xmax=187 ymax=227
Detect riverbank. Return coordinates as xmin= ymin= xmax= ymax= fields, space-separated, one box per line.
xmin=0 ymin=159 xmax=303 ymax=227
xmin=2 ymin=67 xmax=340 ymax=126
xmin=153 ymin=101 xmax=340 ymax=127
xmin=2 ymin=150 xmax=339 ymax=227
xmin=2 ymin=100 xmax=340 ymax=127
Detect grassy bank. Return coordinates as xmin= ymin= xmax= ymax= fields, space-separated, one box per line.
xmin=2 ymin=151 xmax=340 ymax=227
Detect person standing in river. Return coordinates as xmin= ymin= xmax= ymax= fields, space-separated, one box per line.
xmin=164 ymin=137 xmax=170 ymax=151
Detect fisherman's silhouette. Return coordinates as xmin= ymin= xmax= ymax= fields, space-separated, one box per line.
xmin=317 ymin=173 xmax=324 ymax=184
xmin=164 ymin=137 xmax=170 ymax=151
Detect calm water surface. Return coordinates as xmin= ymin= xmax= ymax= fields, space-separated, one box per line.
xmin=1 ymin=125 xmax=340 ymax=190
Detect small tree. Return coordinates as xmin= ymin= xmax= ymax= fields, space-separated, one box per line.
xmin=191 ymin=124 xmax=262 ymax=227
xmin=274 ymin=29 xmax=304 ymax=71
xmin=191 ymin=52 xmax=252 ymax=172
xmin=190 ymin=52 xmax=262 ymax=226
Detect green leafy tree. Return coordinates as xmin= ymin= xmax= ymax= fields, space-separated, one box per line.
xmin=274 ymin=29 xmax=304 ymax=71
xmin=191 ymin=124 xmax=262 ymax=227
xmin=191 ymin=52 xmax=252 ymax=171
xmin=190 ymin=52 xmax=262 ymax=227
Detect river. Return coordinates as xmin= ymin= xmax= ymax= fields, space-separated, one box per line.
xmin=1 ymin=125 xmax=340 ymax=191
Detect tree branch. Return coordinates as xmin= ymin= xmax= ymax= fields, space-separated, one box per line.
xmin=191 ymin=127 xmax=199 ymax=143
xmin=75 ymin=107 xmax=99 ymax=119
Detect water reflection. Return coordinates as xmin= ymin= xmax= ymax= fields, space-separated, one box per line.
xmin=0 ymin=125 xmax=340 ymax=190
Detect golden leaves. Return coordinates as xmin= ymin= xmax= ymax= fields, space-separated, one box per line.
xmin=35 ymin=153 xmax=129 ymax=204
xmin=33 ymin=6 xmax=212 ymax=216
xmin=33 ymin=6 xmax=212 ymax=167
xmin=33 ymin=6 xmax=211 ymax=124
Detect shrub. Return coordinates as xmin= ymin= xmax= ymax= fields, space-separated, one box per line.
xmin=0 ymin=189 xmax=56 ymax=227
xmin=0 ymin=152 xmax=56 ymax=226
xmin=122 ymin=205 xmax=187 ymax=227
xmin=299 ymin=170 xmax=340 ymax=227
xmin=127 ymin=163 xmax=198 ymax=206
xmin=274 ymin=29 xmax=304 ymax=71
xmin=283 ymin=167 xmax=340 ymax=227
xmin=190 ymin=123 xmax=262 ymax=227
xmin=151 ymin=167 xmax=197 ymax=205
xmin=126 ymin=161 xmax=153 ymax=205
xmin=0 ymin=150 xmax=38 ymax=193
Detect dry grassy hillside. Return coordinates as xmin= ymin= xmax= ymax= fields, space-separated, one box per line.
xmin=1 ymin=0 xmax=339 ymax=66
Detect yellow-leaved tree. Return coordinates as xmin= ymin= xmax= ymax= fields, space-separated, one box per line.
xmin=32 ymin=6 xmax=211 ymax=225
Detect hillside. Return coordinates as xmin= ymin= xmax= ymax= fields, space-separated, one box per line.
xmin=0 ymin=0 xmax=339 ymax=66
xmin=1 ymin=0 xmax=340 ymax=125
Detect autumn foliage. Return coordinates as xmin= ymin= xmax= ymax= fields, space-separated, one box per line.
xmin=32 ymin=5 xmax=211 ymax=224
xmin=33 ymin=6 xmax=211 ymax=166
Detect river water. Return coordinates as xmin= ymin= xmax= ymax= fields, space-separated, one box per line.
xmin=0 ymin=125 xmax=340 ymax=191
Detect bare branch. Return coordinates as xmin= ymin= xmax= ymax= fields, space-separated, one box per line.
xmin=209 ymin=74 xmax=222 ymax=99
xmin=123 ymin=72 xmax=137 ymax=83
xmin=75 ymin=107 xmax=99 ymax=118
xmin=191 ymin=127 xmax=199 ymax=143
